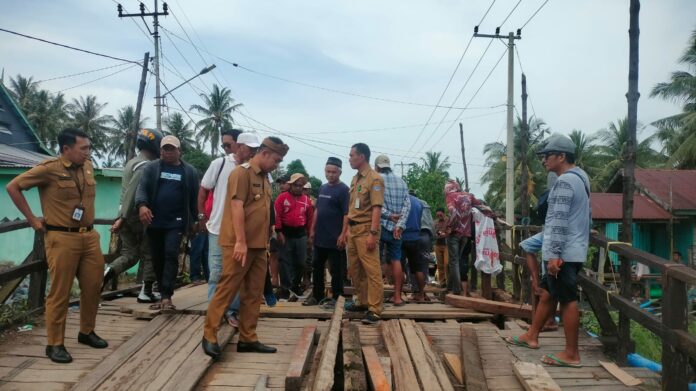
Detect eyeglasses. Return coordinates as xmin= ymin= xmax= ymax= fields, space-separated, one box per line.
xmin=221 ymin=143 xmax=234 ymax=149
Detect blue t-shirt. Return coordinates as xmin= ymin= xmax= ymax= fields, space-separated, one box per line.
xmin=151 ymin=162 xmax=186 ymax=229
xmin=402 ymin=195 xmax=423 ymax=242
xmin=314 ymin=182 xmax=349 ymax=249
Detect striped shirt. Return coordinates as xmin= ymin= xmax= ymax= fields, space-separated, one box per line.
xmin=379 ymin=171 xmax=410 ymax=232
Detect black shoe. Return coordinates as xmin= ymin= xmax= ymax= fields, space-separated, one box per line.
xmin=46 ymin=345 xmax=73 ymax=363
xmin=345 ymin=301 xmax=368 ymax=312
xmin=361 ymin=311 xmax=381 ymax=325
xmin=302 ymin=297 xmax=319 ymax=306
xmin=101 ymin=267 xmax=116 ymax=292
xmin=201 ymin=338 xmax=221 ymax=360
xmin=77 ymin=332 xmax=108 ymax=349
xmin=237 ymin=341 xmax=277 ymax=353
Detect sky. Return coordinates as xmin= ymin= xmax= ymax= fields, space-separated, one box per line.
xmin=1 ymin=0 xmax=694 ymax=197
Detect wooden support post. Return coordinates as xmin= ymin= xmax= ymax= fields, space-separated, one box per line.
xmin=381 ymin=320 xmax=419 ymax=391
xmin=27 ymin=232 xmax=46 ymax=310
xmin=460 ymin=324 xmax=488 ymax=391
xmin=362 ymin=346 xmax=390 ymax=391
xmin=399 ymin=319 xmax=454 ymax=391
xmin=312 ymin=296 xmax=344 ymax=391
xmin=662 ymin=276 xmax=689 ymax=391
xmin=286 ymin=325 xmax=318 ymax=391
xmin=480 ymin=273 xmax=492 ymax=300
xmin=342 ymin=322 xmax=367 ymax=391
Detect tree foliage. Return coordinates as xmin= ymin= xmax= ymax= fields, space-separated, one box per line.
xmin=189 ymin=84 xmax=242 ymax=157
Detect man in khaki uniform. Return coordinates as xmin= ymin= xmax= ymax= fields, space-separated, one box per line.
xmin=202 ymin=137 xmax=288 ymax=360
xmin=338 ymin=143 xmax=385 ymax=325
xmin=6 ymin=128 xmax=108 ymax=364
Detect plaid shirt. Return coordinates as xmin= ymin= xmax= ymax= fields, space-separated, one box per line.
xmin=379 ymin=171 xmax=410 ymax=231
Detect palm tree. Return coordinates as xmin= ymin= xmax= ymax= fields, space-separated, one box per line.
xmin=24 ymin=90 xmax=68 ymax=151
xmin=650 ymin=29 xmax=696 ymax=168
xmin=421 ymin=151 xmax=451 ymax=176
xmin=189 ymin=84 xmax=242 ymax=156
xmin=594 ymin=118 xmax=665 ymax=190
xmin=568 ymin=129 xmax=603 ymax=188
xmin=165 ymin=112 xmax=196 ymax=152
xmin=8 ymin=74 xmax=37 ymax=110
xmin=66 ymin=95 xmax=113 ymax=158
xmin=107 ymin=106 xmax=149 ymax=162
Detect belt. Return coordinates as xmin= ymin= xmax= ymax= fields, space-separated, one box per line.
xmin=46 ymin=224 xmax=94 ymax=233
xmin=348 ymin=220 xmax=369 ymax=226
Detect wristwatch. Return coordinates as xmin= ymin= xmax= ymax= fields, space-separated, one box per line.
xmin=197 ymin=213 xmax=206 ymax=221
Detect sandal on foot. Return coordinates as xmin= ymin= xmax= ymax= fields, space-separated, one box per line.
xmin=161 ymin=299 xmax=176 ymax=311
xmin=503 ymin=336 xmax=540 ymax=350
xmin=541 ymin=353 xmax=582 ymax=368
xmin=149 ymin=303 xmax=162 ymax=310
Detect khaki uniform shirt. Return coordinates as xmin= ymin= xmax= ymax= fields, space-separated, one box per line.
xmin=10 ymin=157 xmax=97 ymax=227
xmin=218 ymin=160 xmax=271 ymax=249
xmin=347 ymin=166 xmax=384 ymax=224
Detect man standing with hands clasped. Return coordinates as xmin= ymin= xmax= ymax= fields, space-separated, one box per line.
xmin=504 ymin=134 xmax=590 ymax=368
xmin=202 ymin=137 xmax=288 ymax=360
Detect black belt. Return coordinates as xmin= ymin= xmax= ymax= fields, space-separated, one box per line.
xmin=348 ymin=220 xmax=369 ymax=226
xmin=46 ymin=225 xmax=94 ymax=233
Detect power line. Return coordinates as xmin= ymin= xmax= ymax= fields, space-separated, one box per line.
xmin=160 ymin=27 xmax=212 ymax=93
xmin=498 ymin=0 xmax=523 ymax=27
xmin=513 ymin=45 xmax=538 ymax=119
xmin=57 ymin=64 xmax=139 ymax=93
xmin=0 ymin=27 xmax=141 ymax=65
xmin=36 ymin=62 xmax=134 ymax=84
xmin=520 ymin=0 xmax=550 ymax=30
xmin=168 ymin=7 xmax=222 ymax=88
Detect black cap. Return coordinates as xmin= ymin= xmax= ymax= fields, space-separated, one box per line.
xmin=326 ymin=157 xmax=342 ymax=168
xmin=275 ymin=174 xmax=290 ymax=184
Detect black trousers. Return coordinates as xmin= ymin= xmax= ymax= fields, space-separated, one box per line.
xmin=147 ymin=227 xmax=184 ymax=299
xmin=311 ymin=246 xmax=345 ymax=301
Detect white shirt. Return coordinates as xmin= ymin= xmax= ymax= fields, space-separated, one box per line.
xmin=201 ymin=154 xmax=237 ymax=235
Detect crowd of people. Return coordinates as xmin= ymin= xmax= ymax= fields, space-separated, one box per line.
xmin=6 ymin=125 xmax=592 ymax=368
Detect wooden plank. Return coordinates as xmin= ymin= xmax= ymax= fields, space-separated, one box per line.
xmin=445 ymin=294 xmax=532 ymax=319
xmin=460 ymin=324 xmax=488 ymax=391
xmin=70 ymin=314 xmax=174 ymax=391
xmin=381 ymin=320 xmax=419 ymax=391
xmin=311 ymin=296 xmax=345 ymax=391
xmin=342 ymin=322 xmax=367 ymax=391
xmin=512 ymin=361 xmax=560 ymax=391
xmin=255 ymin=374 xmax=269 ymax=391
xmin=285 ymin=325 xmax=318 ymax=391
xmin=443 ymin=353 xmax=463 ymax=384
xmin=379 ymin=357 xmax=392 ymax=391
xmin=399 ymin=319 xmax=453 ymax=391
xmin=598 ymin=361 xmax=642 ymax=387
xmin=362 ymin=346 xmax=390 ymax=391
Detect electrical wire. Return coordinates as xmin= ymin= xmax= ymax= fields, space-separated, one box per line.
xmin=514 ymin=45 xmax=538 ymax=119
xmin=519 ymin=0 xmax=550 ymax=30
xmin=36 ymin=62 xmax=134 ymax=84
xmin=57 ymin=64 xmax=139 ymax=93
xmin=499 ymin=0 xmax=523 ymax=27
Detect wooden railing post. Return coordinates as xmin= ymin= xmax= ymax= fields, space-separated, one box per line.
xmin=27 ymin=231 xmax=47 ymax=310
xmin=662 ymin=275 xmax=688 ymax=391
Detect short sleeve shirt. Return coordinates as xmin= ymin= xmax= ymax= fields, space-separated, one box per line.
xmin=347 ymin=167 xmax=384 ymax=224
xmin=201 ymin=154 xmax=237 ymax=235
xmin=10 ymin=157 xmax=97 ymax=227
xmin=218 ymin=160 xmax=271 ymax=249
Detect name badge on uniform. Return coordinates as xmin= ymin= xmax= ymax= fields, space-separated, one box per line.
xmin=72 ymin=205 xmax=85 ymax=222
xmin=354 ymin=198 xmax=360 ymax=209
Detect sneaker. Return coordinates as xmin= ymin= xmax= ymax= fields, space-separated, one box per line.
xmin=344 ymin=301 xmax=368 ymax=312
xmin=137 ymin=283 xmax=158 ymax=303
xmin=361 ymin=311 xmax=381 ymax=325
xmin=319 ymin=298 xmax=336 ymax=310
xmin=101 ymin=267 xmax=115 ymax=292
xmin=264 ymin=292 xmax=278 ymax=308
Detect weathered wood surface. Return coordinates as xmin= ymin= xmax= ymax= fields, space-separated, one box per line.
xmin=599 ymin=361 xmax=642 ymax=387
xmin=445 ymin=294 xmax=532 ymax=319
xmin=513 ymin=361 xmax=561 ymax=391
xmin=442 ymin=352 xmax=463 ymax=384
xmin=362 ymin=346 xmax=390 ymax=391
xmin=399 ymin=319 xmax=453 ymax=391
xmin=342 ymin=322 xmax=367 ymax=391
xmin=381 ymin=320 xmax=419 ymax=391
xmin=285 ymin=325 xmax=317 ymax=391
xmin=460 ymin=324 xmax=489 ymax=391
xmin=311 ymin=296 xmax=344 ymax=391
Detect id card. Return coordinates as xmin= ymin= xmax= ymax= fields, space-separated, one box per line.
xmin=354 ymin=198 xmax=360 ymax=209
xmin=72 ymin=206 xmax=85 ymax=222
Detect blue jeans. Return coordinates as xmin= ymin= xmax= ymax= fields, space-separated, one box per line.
xmin=190 ymin=233 xmax=209 ymax=281
xmin=208 ymin=233 xmax=239 ymax=316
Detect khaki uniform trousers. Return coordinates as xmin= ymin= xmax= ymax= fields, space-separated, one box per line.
xmin=44 ymin=230 xmax=104 ymax=346
xmin=204 ymin=248 xmax=266 ymax=343
xmin=435 ymin=244 xmax=448 ymax=285
xmin=109 ymin=217 xmax=155 ymax=281
xmin=346 ymin=224 xmax=383 ymax=315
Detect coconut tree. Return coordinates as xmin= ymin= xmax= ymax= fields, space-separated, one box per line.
xmin=66 ymin=95 xmax=113 ymax=158
xmin=107 ymin=106 xmax=149 ymax=161
xmin=189 ymin=84 xmax=242 ymax=156
xmin=421 ymin=151 xmax=451 ymax=176
xmin=165 ymin=112 xmax=196 ymax=152
xmin=568 ymin=129 xmax=604 ymax=189
xmin=8 ymin=74 xmax=37 ymax=110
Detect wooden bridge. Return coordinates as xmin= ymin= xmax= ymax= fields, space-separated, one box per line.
xmin=0 ymin=219 xmax=688 ymax=390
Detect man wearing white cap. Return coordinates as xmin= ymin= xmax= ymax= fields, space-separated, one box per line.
xmin=135 ymin=135 xmax=200 ymax=310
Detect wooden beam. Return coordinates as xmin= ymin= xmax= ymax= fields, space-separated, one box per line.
xmin=380 ymin=357 xmax=393 ymax=391
xmin=399 ymin=319 xmax=454 ymax=391
xmin=662 ymin=275 xmax=689 ymax=391
xmin=382 ymin=320 xmax=419 ymax=391
xmin=443 ymin=353 xmax=463 ymax=384
xmin=254 ymin=374 xmax=269 ymax=391
xmin=598 ymin=361 xmax=642 ymax=386
xmin=342 ymin=322 xmax=367 ymax=391
xmin=286 ymin=325 xmax=318 ymax=391
xmin=460 ymin=324 xmax=487 ymax=391
xmin=362 ymin=346 xmax=390 ymax=391
xmin=311 ymin=296 xmax=345 ymax=391
xmin=513 ymin=361 xmax=560 ymax=391
xmin=445 ymin=294 xmax=532 ymax=319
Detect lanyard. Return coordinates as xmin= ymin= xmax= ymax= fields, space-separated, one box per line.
xmin=68 ymin=166 xmax=86 ymax=206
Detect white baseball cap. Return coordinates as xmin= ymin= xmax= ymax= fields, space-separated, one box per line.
xmin=237 ymin=133 xmax=261 ymax=148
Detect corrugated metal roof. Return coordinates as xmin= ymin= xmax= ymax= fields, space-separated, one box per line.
xmin=635 ymin=169 xmax=696 ymax=211
xmin=0 ymin=144 xmax=52 ymax=168
xmin=590 ymin=192 xmax=671 ymax=221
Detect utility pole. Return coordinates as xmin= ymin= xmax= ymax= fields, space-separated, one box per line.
xmin=520 ymin=74 xmax=529 ymax=219
xmin=474 ymin=27 xmax=521 ymax=242
xmin=128 ymin=51 xmax=150 ymax=162
xmin=394 ymin=162 xmax=414 ymax=177
xmin=459 ymin=122 xmax=469 ymax=192
xmin=117 ymin=1 xmax=169 ymax=132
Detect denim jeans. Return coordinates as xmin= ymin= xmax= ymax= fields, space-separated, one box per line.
xmin=189 ymin=232 xmax=209 ymax=281
xmin=447 ymin=235 xmax=470 ymax=294
xmin=208 ymin=233 xmax=239 ymax=316
xmin=147 ymin=228 xmax=184 ymax=299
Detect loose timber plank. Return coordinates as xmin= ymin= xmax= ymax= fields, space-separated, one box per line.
xmin=513 ymin=361 xmax=560 ymax=391
xmin=381 ymin=320 xmax=419 ymax=391
xmin=342 ymin=322 xmax=367 ymax=391
xmin=362 ymin=346 xmax=390 ymax=391
xmin=460 ymin=324 xmax=488 ymax=391
xmin=311 ymin=296 xmax=345 ymax=391
xmin=399 ymin=319 xmax=453 ymax=391
xmin=598 ymin=361 xmax=642 ymax=387
xmin=255 ymin=374 xmax=269 ymax=391
xmin=445 ymin=294 xmax=532 ymax=319
xmin=285 ymin=325 xmax=318 ymax=391
xmin=379 ymin=357 xmax=393 ymax=391
xmin=443 ymin=353 xmax=463 ymax=384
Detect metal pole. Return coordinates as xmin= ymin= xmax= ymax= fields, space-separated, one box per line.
xmin=153 ymin=0 xmax=162 ymax=133
xmin=459 ymin=123 xmax=469 ymax=192
xmin=505 ymin=32 xmax=515 ymax=241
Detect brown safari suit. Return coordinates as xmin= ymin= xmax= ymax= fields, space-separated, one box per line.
xmin=346 ymin=166 xmax=384 ymax=314
xmin=9 ymin=157 xmax=104 ymax=346
xmin=204 ymin=161 xmax=271 ymax=343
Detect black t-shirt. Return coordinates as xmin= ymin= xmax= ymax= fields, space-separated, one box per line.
xmin=151 ymin=162 xmax=186 ymax=229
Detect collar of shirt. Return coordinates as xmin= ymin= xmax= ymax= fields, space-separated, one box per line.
xmin=248 ymin=159 xmax=263 ymax=175
xmin=357 ymin=165 xmax=371 ymax=178
xmin=59 ymin=155 xmax=81 ymax=169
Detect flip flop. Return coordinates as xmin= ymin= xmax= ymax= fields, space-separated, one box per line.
xmin=541 ymin=353 xmax=583 ymax=368
xmin=148 ymin=303 xmax=162 ymax=310
xmin=503 ymin=336 xmax=540 ymax=350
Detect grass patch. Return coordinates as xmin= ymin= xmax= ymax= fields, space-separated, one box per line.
xmin=581 ymin=311 xmax=664 ymax=362
xmin=0 ymin=300 xmax=30 ymax=330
